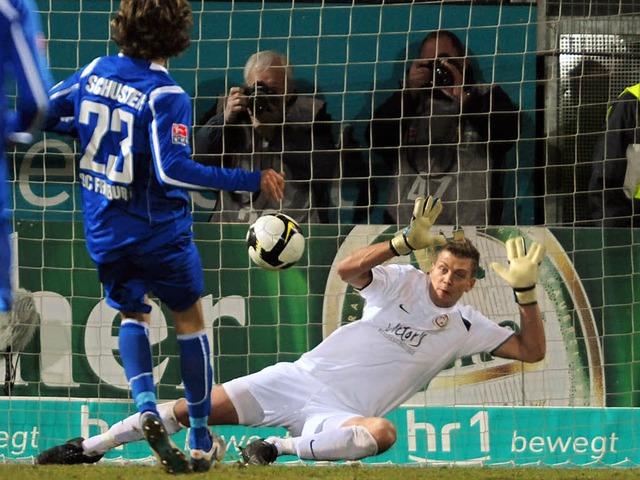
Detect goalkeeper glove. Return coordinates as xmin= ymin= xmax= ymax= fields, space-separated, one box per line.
xmin=490 ymin=237 xmax=546 ymax=305
xmin=390 ymin=196 xmax=446 ymax=256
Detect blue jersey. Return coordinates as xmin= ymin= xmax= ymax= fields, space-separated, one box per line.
xmin=1 ymin=0 xmax=51 ymax=149
xmin=44 ymin=54 xmax=262 ymax=263
xmin=0 ymin=0 xmax=50 ymax=312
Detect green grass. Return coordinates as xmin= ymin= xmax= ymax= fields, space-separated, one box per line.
xmin=2 ymin=464 xmax=640 ymax=480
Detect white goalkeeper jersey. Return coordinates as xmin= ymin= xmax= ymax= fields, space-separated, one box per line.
xmin=295 ymin=263 xmax=513 ymax=417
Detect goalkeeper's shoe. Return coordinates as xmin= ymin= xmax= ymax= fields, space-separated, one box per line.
xmin=189 ymin=429 xmax=227 ymax=472
xmin=141 ymin=411 xmax=191 ymax=474
xmin=240 ymin=438 xmax=278 ymax=466
xmin=35 ymin=437 xmax=103 ymax=465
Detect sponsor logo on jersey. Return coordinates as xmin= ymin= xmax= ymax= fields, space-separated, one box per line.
xmin=172 ymin=123 xmax=189 ymax=145
xmin=379 ymin=322 xmax=428 ymax=354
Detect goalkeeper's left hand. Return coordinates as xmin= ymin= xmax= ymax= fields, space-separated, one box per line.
xmin=390 ymin=196 xmax=446 ymax=256
xmin=490 ymin=237 xmax=546 ymax=305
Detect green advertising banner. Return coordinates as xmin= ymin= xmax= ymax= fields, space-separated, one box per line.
xmin=6 ymin=220 xmax=640 ymax=466
xmin=6 ymin=398 xmax=638 ymax=466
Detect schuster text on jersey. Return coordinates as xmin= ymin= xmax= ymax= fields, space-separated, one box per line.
xmin=85 ymin=75 xmax=147 ymax=111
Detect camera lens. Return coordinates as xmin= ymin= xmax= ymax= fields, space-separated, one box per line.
xmin=433 ymin=59 xmax=454 ymax=87
xmin=253 ymin=95 xmax=270 ymax=114
xmin=244 ymin=83 xmax=273 ymax=114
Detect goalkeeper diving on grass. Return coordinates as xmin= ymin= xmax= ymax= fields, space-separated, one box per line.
xmin=37 ymin=196 xmax=547 ymax=466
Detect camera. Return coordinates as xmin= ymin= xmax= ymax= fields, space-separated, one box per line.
xmin=243 ymin=81 xmax=275 ymax=114
xmin=420 ymin=57 xmax=459 ymax=88
xmin=432 ymin=59 xmax=455 ymax=87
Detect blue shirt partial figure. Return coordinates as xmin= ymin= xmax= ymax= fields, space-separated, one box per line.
xmin=1 ymin=0 xmax=51 ymax=312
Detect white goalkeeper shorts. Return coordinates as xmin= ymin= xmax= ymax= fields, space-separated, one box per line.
xmin=223 ymin=361 xmax=361 ymax=437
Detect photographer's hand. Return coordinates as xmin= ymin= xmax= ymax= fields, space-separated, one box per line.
xmin=406 ymin=60 xmax=432 ymax=94
xmin=224 ymin=87 xmax=248 ymax=123
xmin=437 ymin=59 xmax=468 ymax=107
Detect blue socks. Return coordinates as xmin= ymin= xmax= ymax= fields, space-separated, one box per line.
xmin=178 ymin=330 xmax=213 ymax=452
xmin=118 ymin=319 xmax=158 ymax=415
xmin=120 ymin=321 xmax=213 ymax=451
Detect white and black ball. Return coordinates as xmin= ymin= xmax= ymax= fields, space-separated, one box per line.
xmin=246 ymin=213 xmax=305 ymax=270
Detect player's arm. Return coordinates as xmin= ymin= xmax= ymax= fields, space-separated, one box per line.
xmin=5 ymin=3 xmax=51 ymax=143
xmin=150 ymin=88 xmax=270 ymax=193
xmin=338 ymin=196 xmax=445 ymax=289
xmin=490 ymin=237 xmax=546 ymax=363
xmin=337 ymin=241 xmax=396 ymax=290
xmin=492 ymin=303 xmax=545 ymax=363
xmin=40 ymin=73 xmax=81 ymax=135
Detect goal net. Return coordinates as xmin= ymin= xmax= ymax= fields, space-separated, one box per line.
xmin=4 ymin=0 xmax=640 ymax=468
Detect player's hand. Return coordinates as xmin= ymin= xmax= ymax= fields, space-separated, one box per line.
xmin=390 ymin=196 xmax=446 ymax=256
xmin=260 ymin=169 xmax=285 ymax=202
xmin=490 ymin=237 xmax=546 ymax=305
xmin=224 ymin=87 xmax=248 ymax=123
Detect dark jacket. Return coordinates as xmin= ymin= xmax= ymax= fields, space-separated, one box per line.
xmin=589 ymin=84 xmax=640 ymax=227
xmin=368 ymin=84 xmax=519 ymax=226
xmin=193 ymin=94 xmax=338 ymax=224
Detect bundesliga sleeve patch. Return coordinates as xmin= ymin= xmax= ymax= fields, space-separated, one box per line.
xmin=171 ymin=123 xmax=189 ymax=145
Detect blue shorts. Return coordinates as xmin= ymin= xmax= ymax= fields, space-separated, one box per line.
xmin=96 ymin=237 xmax=204 ymax=314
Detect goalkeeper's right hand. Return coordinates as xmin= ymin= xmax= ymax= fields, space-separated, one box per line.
xmin=390 ymin=196 xmax=446 ymax=256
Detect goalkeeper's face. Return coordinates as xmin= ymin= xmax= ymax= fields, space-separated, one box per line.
xmin=428 ymin=251 xmax=476 ymax=308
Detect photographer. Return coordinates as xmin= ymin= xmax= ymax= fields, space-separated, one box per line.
xmin=368 ymin=30 xmax=519 ymax=226
xmin=194 ymin=50 xmax=339 ymax=224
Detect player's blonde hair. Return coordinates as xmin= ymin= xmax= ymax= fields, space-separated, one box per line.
xmin=438 ymin=238 xmax=480 ymax=277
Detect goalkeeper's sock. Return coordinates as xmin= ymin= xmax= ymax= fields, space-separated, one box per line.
xmin=118 ymin=319 xmax=158 ymax=415
xmin=286 ymin=426 xmax=378 ymax=461
xmin=82 ymin=413 xmax=143 ymax=455
xmin=82 ymin=401 xmax=184 ymax=456
xmin=177 ymin=330 xmax=213 ymax=452
xmin=266 ymin=436 xmax=294 ymax=456
xmin=157 ymin=400 xmax=185 ymax=434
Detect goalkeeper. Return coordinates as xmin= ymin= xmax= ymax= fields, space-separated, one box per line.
xmin=37 ymin=196 xmax=547 ymax=466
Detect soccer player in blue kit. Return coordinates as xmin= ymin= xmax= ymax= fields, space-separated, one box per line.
xmin=1 ymin=0 xmax=51 ymax=323
xmin=40 ymin=0 xmax=284 ymax=474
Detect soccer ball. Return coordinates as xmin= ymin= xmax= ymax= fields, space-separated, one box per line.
xmin=246 ymin=213 xmax=305 ymax=271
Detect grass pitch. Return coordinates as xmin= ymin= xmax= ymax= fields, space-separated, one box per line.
xmin=2 ymin=464 xmax=639 ymax=479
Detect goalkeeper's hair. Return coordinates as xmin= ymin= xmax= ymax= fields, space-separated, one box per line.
xmin=441 ymin=238 xmax=480 ymax=277
xmin=111 ymin=0 xmax=192 ymax=62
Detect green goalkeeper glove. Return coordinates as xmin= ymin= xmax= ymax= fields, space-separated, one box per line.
xmin=490 ymin=237 xmax=546 ymax=306
xmin=390 ymin=196 xmax=446 ymax=256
